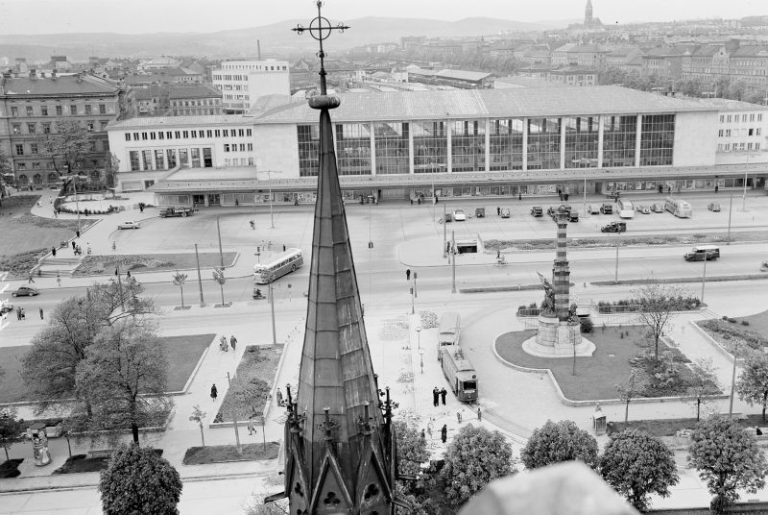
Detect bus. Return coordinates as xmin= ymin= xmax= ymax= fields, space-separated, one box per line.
xmin=664 ymin=197 xmax=692 ymax=218
xmin=617 ymin=199 xmax=634 ymax=219
xmin=437 ymin=311 xmax=461 ymax=360
xmin=440 ymin=345 xmax=478 ymax=403
xmin=253 ymin=248 xmax=303 ymax=286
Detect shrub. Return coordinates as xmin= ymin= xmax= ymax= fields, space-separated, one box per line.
xmin=742 ymin=321 xmax=750 ymax=326
xmin=580 ymin=317 xmax=594 ymax=334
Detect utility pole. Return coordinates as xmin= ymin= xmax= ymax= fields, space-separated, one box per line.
xmin=729 ymin=353 xmax=739 ymax=418
xmin=226 ymin=372 xmax=242 ymax=454
xmin=614 ymin=233 xmax=620 ymax=284
xmin=701 ymin=255 xmax=708 ymax=305
xmin=442 ymin=204 xmax=447 ymax=258
xmin=451 ymin=230 xmax=456 ymax=294
xmin=582 ymin=176 xmax=587 ymax=218
xmin=194 ymin=243 xmax=205 ymax=306
xmin=216 ymin=216 xmax=224 ymax=267
xmin=269 ymin=282 xmax=277 ymax=346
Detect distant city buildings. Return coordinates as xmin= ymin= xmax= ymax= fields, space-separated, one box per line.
xmin=211 ymin=59 xmax=290 ymax=114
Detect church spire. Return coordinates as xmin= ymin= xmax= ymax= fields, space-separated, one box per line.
xmin=585 ymin=0 xmax=594 ymax=25
xmin=268 ymin=3 xmax=397 ymax=514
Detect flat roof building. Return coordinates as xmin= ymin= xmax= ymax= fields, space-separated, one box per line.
xmin=107 ymin=86 xmax=768 ymax=207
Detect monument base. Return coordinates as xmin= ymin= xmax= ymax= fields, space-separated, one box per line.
xmin=523 ymin=315 xmax=595 ymax=358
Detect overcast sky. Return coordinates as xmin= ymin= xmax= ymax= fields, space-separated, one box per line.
xmin=0 ymin=0 xmax=765 ymax=34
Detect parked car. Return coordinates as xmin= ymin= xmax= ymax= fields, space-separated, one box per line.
xmin=530 ymin=206 xmax=543 ymax=217
xmin=475 ymin=207 xmax=485 ymax=218
xmin=160 ymin=207 xmax=194 ymax=218
xmin=708 ymin=202 xmax=721 ymax=212
xmin=118 ymin=221 xmax=141 ymax=230
xmin=568 ymin=210 xmax=579 ymax=222
xmin=636 ymin=204 xmax=651 ymax=214
xmin=601 ymin=221 xmax=626 ymax=233
xmin=761 ymin=261 xmax=768 ymax=272
xmin=651 ymin=203 xmax=664 ymax=213
xmin=599 ymin=203 xmax=614 ymax=215
xmin=587 ymin=204 xmax=601 ymax=215
xmin=12 ymin=286 xmax=39 ymax=297
xmin=0 ymin=303 xmax=14 ymax=314
xmin=452 ymin=209 xmax=466 ymax=221
xmin=500 ymin=207 xmax=511 ymax=218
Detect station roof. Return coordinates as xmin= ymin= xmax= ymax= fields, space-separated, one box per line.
xmin=251 ymin=86 xmax=720 ymax=124
xmin=108 ymin=114 xmax=252 ymax=130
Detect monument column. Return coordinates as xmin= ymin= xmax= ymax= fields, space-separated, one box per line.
xmin=553 ymin=216 xmax=570 ymax=321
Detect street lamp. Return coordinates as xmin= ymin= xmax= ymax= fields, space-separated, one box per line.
xmin=256 ymin=169 xmax=282 ymax=229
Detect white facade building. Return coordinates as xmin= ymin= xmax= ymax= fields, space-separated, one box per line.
xmin=211 ymin=59 xmax=290 ymax=114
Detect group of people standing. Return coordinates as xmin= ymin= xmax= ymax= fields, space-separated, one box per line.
xmin=432 ymin=386 xmax=448 ymax=406
xmin=219 ymin=335 xmax=238 ymax=352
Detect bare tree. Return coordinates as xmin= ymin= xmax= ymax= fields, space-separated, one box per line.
xmin=689 ymin=358 xmax=719 ymax=421
xmin=633 ymin=283 xmax=686 ymax=360
xmin=616 ymin=371 xmax=643 ymax=425
xmin=39 ymin=120 xmax=92 ymax=175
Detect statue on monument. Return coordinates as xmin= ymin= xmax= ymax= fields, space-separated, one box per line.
xmin=537 ymin=272 xmax=556 ymax=316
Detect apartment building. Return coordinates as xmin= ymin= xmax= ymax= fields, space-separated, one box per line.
xmin=211 ymin=59 xmax=290 ymax=114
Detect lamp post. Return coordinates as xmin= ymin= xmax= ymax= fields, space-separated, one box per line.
xmin=700 ymin=255 xmax=708 ymax=305
xmin=194 ymin=243 xmax=205 ymax=306
xmin=614 ymin=233 xmax=620 ymax=284
xmin=726 ymin=191 xmax=734 ymax=244
xmin=256 ymin=170 xmax=281 ymax=229
xmin=451 ymin=230 xmax=456 ymax=293
xmin=269 ymin=282 xmax=277 ymax=346
xmin=416 ymin=326 xmax=421 ymax=350
xmin=742 ymin=153 xmax=751 ymax=212
xmin=729 ymin=351 xmax=743 ymax=418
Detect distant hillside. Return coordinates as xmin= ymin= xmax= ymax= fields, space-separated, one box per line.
xmin=0 ymin=16 xmax=551 ymax=61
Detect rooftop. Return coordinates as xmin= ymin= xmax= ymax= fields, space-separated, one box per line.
xmin=0 ymin=73 xmax=119 ymax=96
xmin=168 ymin=85 xmax=222 ymax=100
xmin=108 ymin=114 xmax=252 ymax=130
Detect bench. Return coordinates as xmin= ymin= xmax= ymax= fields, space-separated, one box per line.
xmin=86 ymin=449 xmax=115 ymax=459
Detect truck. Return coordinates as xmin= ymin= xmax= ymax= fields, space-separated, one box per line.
xmin=160 ymin=207 xmax=194 ymax=218
xmin=601 ymin=221 xmax=626 ymax=233
xmin=440 ymin=345 xmax=478 ymax=403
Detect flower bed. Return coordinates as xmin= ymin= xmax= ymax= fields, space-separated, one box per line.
xmin=698 ymin=318 xmax=768 ymax=354
xmin=597 ymin=296 xmax=701 ymax=314
xmin=516 ymin=303 xmax=541 ymax=317
xmin=214 ymin=345 xmax=283 ymax=423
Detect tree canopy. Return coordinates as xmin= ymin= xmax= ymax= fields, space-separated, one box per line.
xmin=632 ymin=283 xmax=686 ymax=360
xmin=438 ymin=425 xmax=514 ymax=507
xmin=688 ymin=415 xmax=767 ymax=512
xmin=521 ymin=419 xmax=598 ymax=470
xmin=736 ymin=351 xmax=768 ymax=422
xmin=599 ymin=429 xmax=679 ymax=511
xmin=0 ymin=409 xmax=25 ymax=461
xmin=99 ymin=443 xmax=182 ymax=515
xmin=39 ymin=120 xmax=92 ymax=174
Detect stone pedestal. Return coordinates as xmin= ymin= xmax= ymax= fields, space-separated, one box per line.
xmin=523 ymin=315 xmax=595 ymax=358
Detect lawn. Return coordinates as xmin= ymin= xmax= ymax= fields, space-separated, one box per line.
xmin=215 ymin=345 xmax=283 ymax=422
xmin=74 ymin=252 xmax=238 ymax=276
xmin=54 ymin=449 xmax=163 ymax=474
xmin=0 ymin=334 xmax=214 ymax=403
xmin=698 ymin=311 xmax=768 ymax=355
xmin=182 ymin=442 xmax=280 ymax=465
xmin=0 ymin=195 xmax=96 ymax=275
xmin=495 ymin=326 xmax=706 ymax=401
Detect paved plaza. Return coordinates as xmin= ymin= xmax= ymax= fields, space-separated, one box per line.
xmin=2 ymin=189 xmax=768 ymax=512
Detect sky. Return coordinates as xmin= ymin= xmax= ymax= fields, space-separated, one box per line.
xmin=0 ymin=0 xmax=766 ymax=34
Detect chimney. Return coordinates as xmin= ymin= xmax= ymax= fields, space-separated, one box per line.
xmin=257 ymin=40 xmax=261 ymax=60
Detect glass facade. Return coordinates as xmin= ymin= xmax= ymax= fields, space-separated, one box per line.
xmin=374 ymin=122 xmax=409 ymax=175
xmin=489 ymin=119 xmax=524 ymax=171
xmin=527 ymin=117 xmax=561 ymax=170
xmin=640 ymin=114 xmax=675 ymax=166
xmin=335 ymin=123 xmax=372 ymax=176
xmin=602 ymin=115 xmax=637 ymax=167
xmin=451 ymin=120 xmax=485 ymax=172
xmin=413 ymin=121 xmax=447 ymax=174
xmin=564 ymin=116 xmax=598 ymax=168
xmin=297 ymin=124 xmax=320 ymax=177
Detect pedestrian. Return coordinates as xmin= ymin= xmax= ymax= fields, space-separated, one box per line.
xmin=440 ymin=387 xmax=447 ymax=405
xmin=230 ymin=335 xmax=237 ymax=351
xmin=406 ymin=269 xmax=411 ymax=281
xmin=76 ymin=230 xmax=80 ymax=238
xmin=51 ymin=246 xmax=56 ymax=257
xmin=247 ymin=418 xmax=256 ymax=435
xmin=410 ymin=197 xmax=413 ymax=205
xmin=715 ymin=185 xmax=719 ymax=193
xmin=112 ymin=241 xmax=116 ymax=252
xmin=210 ymin=384 xmax=218 ymax=402
xmin=126 ymin=270 xmax=131 ymax=278
xmin=432 ymin=387 xmax=439 ymax=407
xmin=39 ymin=308 xmax=44 ymax=320
xmin=71 ymin=241 xmax=76 ymax=251
xmin=283 ymin=244 xmax=286 ymax=252
xmin=220 ymin=335 xmax=228 ymax=351
xmin=477 ymin=406 xmax=482 ymax=421
xmin=518 ymin=192 xmax=522 ymax=201
xmin=496 ymin=249 xmax=500 ymax=260
xmin=28 ymin=273 xmax=35 ymax=284
xmin=56 ymin=272 xmax=61 ymax=287
xmin=16 ymin=307 xmax=21 ymax=320
xmin=457 ymin=410 xmax=462 ymax=424
xmin=496 ymin=206 xmax=500 ymax=216
xmin=440 ymin=424 xmax=447 ymax=444
xmin=20 ymin=308 xmax=25 ymax=320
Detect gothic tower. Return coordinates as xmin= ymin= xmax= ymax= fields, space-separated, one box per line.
xmin=585 ymin=0 xmax=594 ymax=26
xmin=268 ymin=3 xmax=397 ymax=514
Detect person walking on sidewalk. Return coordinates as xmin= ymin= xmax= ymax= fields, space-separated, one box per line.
xmin=51 ymin=246 xmax=57 ymax=257
xmin=39 ymin=308 xmax=44 ymax=320
xmin=441 ymin=424 xmax=448 ymax=444
xmin=477 ymin=406 xmax=482 ymax=421
xmin=440 ymin=387 xmax=447 ymax=405
xmin=432 ymin=387 xmax=439 ymax=407
xmin=210 ymin=384 xmax=218 ymax=402
xmin=230 ymin=335 xmax=237 ymax=351
xmin=406 ymin=269 xmax=411 ymax=281
xmin=456 ymin=409 xmax=462 ymax=424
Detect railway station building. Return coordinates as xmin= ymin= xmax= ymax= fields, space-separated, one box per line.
xmin=106 ymin=86 xmax=768 ymax=208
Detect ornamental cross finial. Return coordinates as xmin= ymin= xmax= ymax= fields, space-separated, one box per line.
xmin=292 ymin=1 xmax=349 ymax=95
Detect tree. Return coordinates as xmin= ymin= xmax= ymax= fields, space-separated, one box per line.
xmin=599 ymin=429 xmax=679 ymax=511
xmin=172 ymin=271 xmax=188 ymax=309
xmin=736 ymin=351 xmax=768 ymax=423
xmin=88 ymin=276 xmax=155 ymax=324
xmin=213 ymin=267 xmax=226 ymax=306
xmin=395 ymin=421 xmax=430 ymax=481
xmin=75 ymin=319 xmax=169 ymax=444
xmin=616 ymin=371 xmax=642 ymax=425
xmin=39 ymin=120 xmax=92 ymax=175
xmin=688 ymin=415 xmax=767 ymax=513
xmin=633 ymin=283 xmax=686 ymax=360
xmin=689 ymin=358 xmax=718 ymax=421
xmin=0 ymin=409 xmax=24 ymax=461
xmin=99 ymin=443 xmax=182 ymax=515
xmin=189 ymin=405 xmax=207 ymax=447
xmin=438 ymin=425 xmax=513 ymax=507
xmin=520 ymin=419 xmax=598 ymax=470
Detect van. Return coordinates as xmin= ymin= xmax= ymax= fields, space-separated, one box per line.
xmin=685 ymin=245 xmax=720 ymax=262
